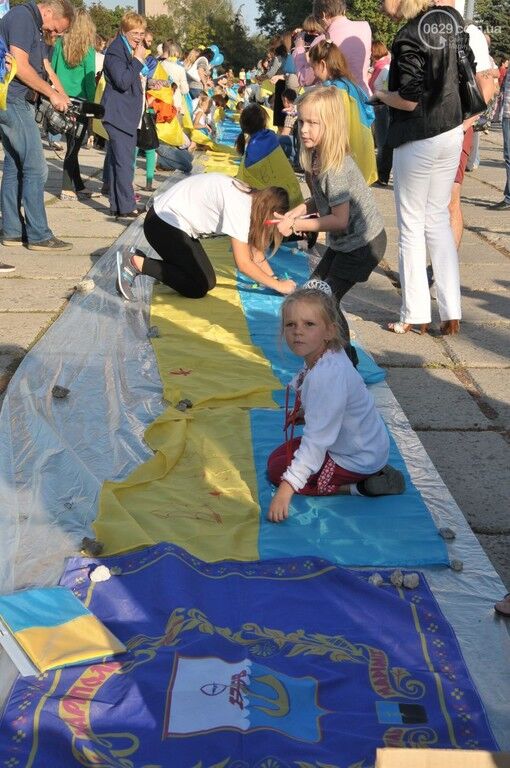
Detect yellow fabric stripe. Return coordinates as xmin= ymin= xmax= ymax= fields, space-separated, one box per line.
xmin=15 ymin=615 xmax=125 ymax=672
xmin=150 ymin=238 xmax=280 ymax=410
xmin=95 ymin=407 xmax=261 ymax=560
xmin=95 ymin=238 xmax=278 ymax=558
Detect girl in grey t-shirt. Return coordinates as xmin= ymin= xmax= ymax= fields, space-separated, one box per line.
xmin=275 ymin=86 xmax=386 ymax=365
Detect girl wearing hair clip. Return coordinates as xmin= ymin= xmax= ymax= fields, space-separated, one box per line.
xmin=275 ymin=86 xmax=385 ymax=366
xmin=267 ymin=282 xmax=405 ymax=523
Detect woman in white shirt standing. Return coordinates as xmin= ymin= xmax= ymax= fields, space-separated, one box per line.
xmin=115 ymin=174 xmax=297 ymax=300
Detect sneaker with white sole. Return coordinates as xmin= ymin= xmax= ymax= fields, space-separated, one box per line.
xmin=1 ymin=236 xmax=25 ymax=247
xmin=0 ymin=262 xmax=15 ymax=274
xmin=116 ymin=248 xmax=138 ymax=301
xmin=27 ymin=237 xmax=72 ymax=251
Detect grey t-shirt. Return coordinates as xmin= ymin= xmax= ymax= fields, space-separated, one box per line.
xmin=0 ymin=0 xmax=45 ymax=103
xmin=310 ymin=154 xmax=383 ymax=253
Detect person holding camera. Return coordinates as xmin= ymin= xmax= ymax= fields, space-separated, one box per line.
xmin=0 ymin=0 xmax=74 ymax=252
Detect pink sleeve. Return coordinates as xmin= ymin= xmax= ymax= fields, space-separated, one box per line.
xmin=292 ymin=48 xmax=317 ymax=87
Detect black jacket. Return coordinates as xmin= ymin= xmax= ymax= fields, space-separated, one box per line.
xmin=387 ymin=7 xmax=473 ymax=148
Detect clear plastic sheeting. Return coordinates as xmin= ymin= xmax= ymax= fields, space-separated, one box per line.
xmin=0 ymin=176 xmax=509 ymax=745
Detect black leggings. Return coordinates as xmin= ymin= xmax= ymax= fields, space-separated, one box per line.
xmin=311 ymin=231 xmax=388 ymax=367
xmin=62 ymin=119 xmax=87 ymax=192
xmin=142 ymin=207 xmax=217 ymax=298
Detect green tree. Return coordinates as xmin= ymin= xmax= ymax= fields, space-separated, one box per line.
xmin=256 ymin=0 xmax=309 ymax=37
xmin=475 ymin=0 xmax=510 ymax=61
xmin=88 ymin=3 xmax=128 ymax=39
xmin=255 ymin=0 xmax=400 ymax=47
xmin=165 ymin=0 xmax=266 ymax=68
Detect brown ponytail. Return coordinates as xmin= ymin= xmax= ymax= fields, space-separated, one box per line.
xmin=248 ymin=186 xmax=289 ymax=254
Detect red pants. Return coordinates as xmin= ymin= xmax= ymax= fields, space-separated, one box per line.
xmin=267 ymin=437 xmax=371 ymax=496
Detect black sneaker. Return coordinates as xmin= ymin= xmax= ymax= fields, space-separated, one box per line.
xmin=0 ymin=262 xmax=15 ymax=274
xmin=116 ymin=248 xmax=138 ymax=301
xmin=27 ymin=237 xmax=72 ymax=251
xmin=488 ymin=199 xmax=510 ymax=210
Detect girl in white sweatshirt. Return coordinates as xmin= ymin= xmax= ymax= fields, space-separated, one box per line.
xmin=267 ymin=282 xmax=404 ymax=523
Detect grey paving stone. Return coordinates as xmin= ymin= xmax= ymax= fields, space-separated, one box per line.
xmin=385 ymin=368 xmax=491 ymax=429
xmin=0 ymin=246 xmax=109 ymax=279
xmin=460 ymin=290 xmax=510 ymax=324
xmin=458 ymin=242 xmax=508 ymax=265
xmin=417 ymin=431 xmax=510 ymax=534
xmin=0 ymin=279 xmax=74 ymax=312
xmin=349 ymin=318 xmax=452 ymax=367
xmin=441 ymin=323 xmax=510 ymax=367
xmin=469 ymin=369 xmax=510 ymax=429
xmin=475 ymin=533 xmax=510 ymax=591
xmin=460 ymin=265 xmax=510 ymax=294
xmin=0 ymin=313 xmax=53 ymax=351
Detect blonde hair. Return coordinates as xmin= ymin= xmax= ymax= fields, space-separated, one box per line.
xmin=281 ymin=289 xmax=346 ymax=351
xmin=196 ymin=92 xmax=212 ymax=111
xmin=248 ymin=186 xmax=289 ymax=254
xmin=62 ymin=8 xmax=96 ymax=67
xmin=120 ymin=12 xmax=146 ymax=33
xmin=396 ymin=0 xmax=430 ymax=19
xmin=297 ymin=86 xmax=349 ymax=175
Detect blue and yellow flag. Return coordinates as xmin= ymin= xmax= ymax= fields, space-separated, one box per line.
xmin=0 ymin=586 xmax=125 ymax=672
xmin=237 ymin=129 xmax=303 ymax=208
xmin=326 ymin=77 xmax=377 ymax=185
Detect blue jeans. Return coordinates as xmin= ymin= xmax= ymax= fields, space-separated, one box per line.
xmin=157 ymin=144 xmax=193 ymax=174
xmin=503 ymin=117 xmax=510 ymax=203
xmin=0 ymin=98 xmax=52 ymax=243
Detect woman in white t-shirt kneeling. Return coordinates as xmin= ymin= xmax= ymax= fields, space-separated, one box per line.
xmin=115 ymin=174 xmax=297 ymax=300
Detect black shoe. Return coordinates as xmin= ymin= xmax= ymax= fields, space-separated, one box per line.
xmin=488 ymin=199 xmax=510 ymax=210
xmin=27 ymin=236 xmax=72 ymax=251
xmin=0 ymin=262 xmax=15 ymax=274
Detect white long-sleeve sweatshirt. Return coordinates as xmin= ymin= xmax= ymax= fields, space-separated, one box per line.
xmin=282 ymin=349 xmax=389 ymax=491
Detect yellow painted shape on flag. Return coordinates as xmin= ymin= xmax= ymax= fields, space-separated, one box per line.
xmin=149 ymin=238 xmax=280 ymax=410
xmin=95 ymin=406 xmax=261 ymax=560
xmin=237 ymin=148 xmax=303 ymax=208
xmin=16 ymin=616 xmax=125 ymax=672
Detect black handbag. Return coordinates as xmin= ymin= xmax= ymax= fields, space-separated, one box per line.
xmin=137 ymin=109 xmax=159 ymax=150
xmin=456 ymin=30 xmax=487 ymax=119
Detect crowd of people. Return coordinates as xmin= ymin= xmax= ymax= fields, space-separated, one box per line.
xmin=0 ymin=0 xmax=508 ymax=520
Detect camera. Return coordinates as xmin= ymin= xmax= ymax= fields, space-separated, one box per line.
xmin=35 ymin=97 xmax=105 ymax=136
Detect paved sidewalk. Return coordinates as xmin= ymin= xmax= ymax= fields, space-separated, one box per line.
xmin=0 ymin=128 xmax=509 ymax=586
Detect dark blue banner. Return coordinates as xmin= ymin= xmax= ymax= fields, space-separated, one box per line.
xmin=0 ymin=544 xmax=496 ymax=766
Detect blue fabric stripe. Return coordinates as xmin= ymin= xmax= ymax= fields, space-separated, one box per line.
xmin=0 ymin=586 xmax=88 ymax=632
xmin=237 ymin=244 xmax=386 ymax=391
xmin=236 ymin=245 xmax=447 ymax=567
xmin=252 ymin=409 xmax=449 ymax=566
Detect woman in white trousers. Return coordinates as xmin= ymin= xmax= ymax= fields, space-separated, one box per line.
xmin=392 ymin=125 xmax=463 ymax=332
xmin=375 ymin=0 xmax=471 ymax=335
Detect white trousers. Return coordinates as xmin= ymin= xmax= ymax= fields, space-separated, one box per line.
xmin=393 ymin=125 xmax=464 ymax=324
